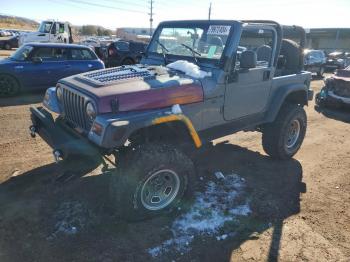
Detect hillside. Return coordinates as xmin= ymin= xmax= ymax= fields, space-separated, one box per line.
xmin=0 ymin=14 xmax=38 ymax=30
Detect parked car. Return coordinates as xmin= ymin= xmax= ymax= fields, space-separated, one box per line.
xmin=30 ymin=20 xmax=313 ymax=221
xmin=324 ymin=51 xmax=350 ymax=71
xmin=0 ymin=43 xmax=104 ymax=96
xmin=316 ymin=66 xmax=350 ymax=108
xmin=0 ymin=35 xmax=19 ymax=50
xmin=0 ymin=30 xmax=12 ymax=37
xmin=304 ymin=49 xmax=326 ymax=77
xmin=19 ymin=20 xmax=73 ymax=46
xmin=106 ymin=40 xmax=147 ymax=67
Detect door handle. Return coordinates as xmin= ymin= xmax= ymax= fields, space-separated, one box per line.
xmin=65 ymin=64 xmax=72 ymax=68
xmin=88 ymin=64 xmax=93 ymax=68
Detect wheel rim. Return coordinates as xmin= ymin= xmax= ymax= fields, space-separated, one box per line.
xmin=0 ymin=75 xmax=17 ymax=96
xmin=285 ymin=119 xmax=301 ymax=149
xmin=140 ymin=169 xmax=180 ymax=211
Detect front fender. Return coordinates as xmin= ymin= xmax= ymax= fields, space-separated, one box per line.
xmin=89 ymin=106 xmax=202 ymax=149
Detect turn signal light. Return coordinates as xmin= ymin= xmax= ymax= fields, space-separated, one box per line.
xmin=91 ymin=122 xmax=103 ymax=136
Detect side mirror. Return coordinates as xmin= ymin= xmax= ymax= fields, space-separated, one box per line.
xmin=240 ymin=50 xmax=257 ymax=69
xmin=32 ymin=57 xmax=43 ymax=64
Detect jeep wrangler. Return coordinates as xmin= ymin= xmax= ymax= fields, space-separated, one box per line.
xmin=30 ymin=20 xmax=313 ymax=220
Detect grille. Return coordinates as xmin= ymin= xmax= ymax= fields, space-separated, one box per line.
xmin=62 ymin=88 xmax=92 ymax=132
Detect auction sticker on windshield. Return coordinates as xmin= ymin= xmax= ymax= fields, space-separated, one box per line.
xmin=207 ymin=25 xmax=231 ymax=35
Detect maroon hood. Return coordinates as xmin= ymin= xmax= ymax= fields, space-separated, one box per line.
xmin=61 ymin=65 xmax=204 ymax=113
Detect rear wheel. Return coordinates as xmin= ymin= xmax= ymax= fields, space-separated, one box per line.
xmin=262 ymin=103 xmax=307 ymax=159
xmin=109 ymin=143 xmax=196 ymax=221
xmin=0 ymin=74 xmax=20 ymax=97
xmin=4 ymin=43 xmax=11 ymax=50
xmin=122 ymin=58 xmax=134 ymax=65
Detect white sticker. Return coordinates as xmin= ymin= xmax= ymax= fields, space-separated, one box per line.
xmin=207 ymin=25 xmax=231 ymax=36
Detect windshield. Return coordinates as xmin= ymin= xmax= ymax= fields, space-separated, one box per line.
xmin=10 ymin=45 xmax=34 ymax=61
xmin=38 ymin=21 xmax=53 ymax=33
xmin=148 ymin=24 xmax=232 ymax=62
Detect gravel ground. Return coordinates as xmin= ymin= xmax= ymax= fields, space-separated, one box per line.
xmin=0 ymin=74 xmax=349 ymax=262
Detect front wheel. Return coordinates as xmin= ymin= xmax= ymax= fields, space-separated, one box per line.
xmin=262 ymin=104 xmax=307 ymax=159
xmin=109 ymin=143 xmax=196 ymax=221
xmin=0 ymin=74 xmax=20 ymax=97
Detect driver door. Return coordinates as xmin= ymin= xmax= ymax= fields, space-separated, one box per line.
xmin=224 ymin=26 xmax=276 ymax=121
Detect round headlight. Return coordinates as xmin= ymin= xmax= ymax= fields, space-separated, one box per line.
xmin=86 ymin=102 xmax=96 ymax=120
xmin=56 ymin=86 xmax=63 ymax=102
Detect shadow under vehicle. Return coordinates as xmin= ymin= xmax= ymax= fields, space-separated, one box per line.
xmin=0 ymin=142 xmax=305 ymax=261
xmin=29 ymin=20 xmax=313 ymax=221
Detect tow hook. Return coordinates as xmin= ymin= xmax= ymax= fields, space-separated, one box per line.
xmin=53 ymin=150 xmax=63 ymax=163
xmin=29 ymin=125 xmax=36 ymax=138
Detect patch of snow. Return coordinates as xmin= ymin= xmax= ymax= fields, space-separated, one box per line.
xmin=166 ymin=60 xmax=212 ymax=79
xmin=214 ymin=171 xmax=225 ymax=180
xmin=148 ymin=174 xmax=250 ymax=257
xmin=171 ymin=104 xmax=182 ymax=114
xmin=216 ymin=234 xmax=228 ymax=241
xmin=47 ymin=201 xmax=93 ymax=239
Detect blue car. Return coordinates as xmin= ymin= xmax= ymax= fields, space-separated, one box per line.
xmin=0 ymin=43 xmax=105 ymax=96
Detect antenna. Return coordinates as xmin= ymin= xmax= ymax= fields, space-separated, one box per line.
xmin=208 ymin=2 xmax=212 ymax=20
xmin=149 ymin=0 xmax=154 ymax=37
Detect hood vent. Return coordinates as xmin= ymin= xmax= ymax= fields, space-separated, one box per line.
xmin=81 ymin=65 xmax=155 ymax=86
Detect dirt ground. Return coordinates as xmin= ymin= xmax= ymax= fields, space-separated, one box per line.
xmin=0 ymin=73 xmax=349 ymax=262
xmin=0 ymin=49 xmax=14 ymax=58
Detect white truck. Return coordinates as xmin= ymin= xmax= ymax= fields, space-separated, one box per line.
xmin=19 ymin=20 xmax=73 ymax=46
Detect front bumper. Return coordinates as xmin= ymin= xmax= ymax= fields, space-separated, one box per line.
xmin=30 ymin=106 xmax=102 ymax=160
xmin=316 ymin=88 xmax=350 ymax=108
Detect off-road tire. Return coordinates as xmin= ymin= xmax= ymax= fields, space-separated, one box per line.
xmin=262 ymin=103 xmax=307 ymax=159
xmin=0 ymin=74 xmax=20 ymax=97
xmin=109 ymin=143 xmax=196 ymax=221
xmin=280 ymin=39 xmax=300 ymax=73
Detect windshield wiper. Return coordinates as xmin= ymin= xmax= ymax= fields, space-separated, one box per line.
xmin=180 ymin=43 xmax=201 ymax=65
xmin=156 ymin=39 xmax=169 ymax=65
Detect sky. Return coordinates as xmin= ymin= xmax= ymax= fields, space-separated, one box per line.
xmin=1 ymin=0 xmax=350 ymax=30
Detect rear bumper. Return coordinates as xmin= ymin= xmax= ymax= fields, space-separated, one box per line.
xmin=316 ymin=88 xmax=350 ymax=108
xmin=30 ymin=106 xmax=101 ymax=159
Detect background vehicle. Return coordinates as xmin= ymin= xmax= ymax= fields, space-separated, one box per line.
xmin=106 ymin=40 xmax=147 ymax=67
xmin=30 ymin=20 xmax=312 ymax=221
xmin=304 ymin=49 xmax=326 ymax=77
xmin=316 ymin=66 xmax=350 ymax=108
xmin=0 ymin=35 xmax=19 ymax=50
xmin=19 ymin=20 xmax=73 ymax=46
xmin=0 ymin=43 xmax=104 ymax=96
xmin=324 ymin=51 xmax=350 ymax=70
